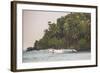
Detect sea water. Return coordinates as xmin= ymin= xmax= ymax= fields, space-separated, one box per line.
xmin=22 ymin=49 xmax=91 ymax=63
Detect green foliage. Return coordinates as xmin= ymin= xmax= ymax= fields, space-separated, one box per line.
xmin=79 ymin=38 xmax=87 ymax=48
xmin=34 ymin=12 xmax=91 ymax=51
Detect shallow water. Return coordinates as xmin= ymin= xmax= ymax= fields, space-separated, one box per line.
xmin=22 ymin=49 xmax=91 ymax=63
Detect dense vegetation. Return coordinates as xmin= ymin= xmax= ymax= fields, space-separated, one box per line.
xmin=33 ymin=12 xmax=91 ymax=51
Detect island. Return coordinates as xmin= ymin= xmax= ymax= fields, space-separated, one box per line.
xmin=26 ymin=12 xmax=91 ymax=52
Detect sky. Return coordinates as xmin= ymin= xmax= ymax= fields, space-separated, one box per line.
xmin=22 ymin=10 xmax=69 ymax=50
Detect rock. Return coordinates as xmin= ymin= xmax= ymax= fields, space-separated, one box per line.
xmin=26 ymin=47 xmax=34 ymax=51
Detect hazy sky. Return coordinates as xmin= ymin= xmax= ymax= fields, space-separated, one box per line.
xmin=22 ymin=10 xmax=69 ymax=50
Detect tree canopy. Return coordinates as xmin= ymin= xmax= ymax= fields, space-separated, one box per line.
xmin=34 ymin=12 xmax=91 ymax=51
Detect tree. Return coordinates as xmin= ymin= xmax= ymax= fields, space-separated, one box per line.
xmin=34 ymin=40 xmax=39 ymax=49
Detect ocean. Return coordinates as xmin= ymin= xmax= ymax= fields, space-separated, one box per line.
xmin=22 ymin=49 xmax=91 ymax=63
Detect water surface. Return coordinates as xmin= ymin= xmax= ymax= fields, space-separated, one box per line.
xmin=23 ymin=49 xmax=91 ymax=63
